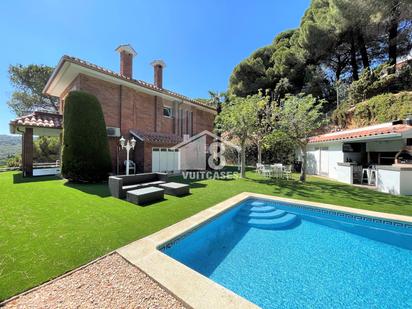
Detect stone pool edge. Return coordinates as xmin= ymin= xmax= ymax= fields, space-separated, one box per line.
xmin=116 ymin=192 xmax=412 ymax=309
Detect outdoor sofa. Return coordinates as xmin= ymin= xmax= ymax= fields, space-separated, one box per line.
xmin=108 ymin=172 xmax=168 ymax=199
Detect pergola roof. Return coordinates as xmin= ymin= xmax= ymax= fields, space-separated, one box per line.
xmin=308 ymin=122 xmax=412 ymax=144
xmin=9 ymin=111 xmax=62 ymax=135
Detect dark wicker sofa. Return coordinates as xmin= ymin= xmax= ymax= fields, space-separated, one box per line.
xmin=108 ymin=173 xmax=168 ymax=199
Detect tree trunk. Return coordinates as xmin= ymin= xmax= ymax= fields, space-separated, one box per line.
xmin=388 ymin=0 xmax=400 ymax=67
xmin=257 ymin=141 xmax=262 ymax=165
xmin=299 ymin=143 xmax=307 ymax=182
xmin=240 ymin=140 xmax=246 ymax=178
xmin=216 ymin=101 xmax=222 ymax=115
xmin=350 ymin=32 xmax=359 ymax=81
xmin=357 ymin=33 xmax=370 ymax=69
xmin=335 ymin=64 xmax=342 ymax=82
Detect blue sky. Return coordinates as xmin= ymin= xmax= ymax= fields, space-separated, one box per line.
xmin=0 ymin=0 xmax=310 ymax=135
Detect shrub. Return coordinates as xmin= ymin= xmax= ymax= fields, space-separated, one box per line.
xmin=262 ymin=131 xmax=296 ymax=164
xmin=331 ymin=101 xmax=351 ymax=128
xmin=62 ymin=91 xmax=111 ymax=182
xmin=347 ymin=63 xmax=412 ymax=104
xmin=352 ymin=92 xmax=412 ymax=127
xmin=34 ymin=136 xmax=60 ymax=163
xmin=7 ymin=154 xmax=21 ymax=168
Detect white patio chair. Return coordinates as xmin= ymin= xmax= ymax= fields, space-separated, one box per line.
xmin=283 ymin=165 xmax=292 ymax=180
xmin=270 ymin=166 xmax=281 ymax=179
xmin=369 ymin=167 xmax=377 ymax=186
xmin=124 ymin=160 xmax=136 ymax=175
xmin=361 ymin=168 xmax=370 ymax=185
xmin=256 ymin=163 xmax=264 ymax=174
xmin=261 ymin=165 xmax=273 ymax=178
xmin=269 ymin=164 xmax=283 ymax=179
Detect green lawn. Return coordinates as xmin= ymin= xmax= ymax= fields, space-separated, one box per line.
xmin=1 ymin=170 xmax=412 ymax=301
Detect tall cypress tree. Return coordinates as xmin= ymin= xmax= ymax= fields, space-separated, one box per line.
xmin=62 ymin=91 xmax=112 ymax=182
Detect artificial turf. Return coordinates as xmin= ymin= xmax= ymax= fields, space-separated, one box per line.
xmin=1 ymin=170 xmax=411 ymax=301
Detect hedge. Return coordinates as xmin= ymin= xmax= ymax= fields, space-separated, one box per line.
xmin=62 ymin=91 xmax=112 ymax=182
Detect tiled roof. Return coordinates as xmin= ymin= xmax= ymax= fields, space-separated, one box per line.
xmin=130 ymin=129 xmax=183 ymax=145
xmin=59 ymin=55 xmax=215 ymax=112
xmin=10 ymin=111 xmax=62 ymax=129
xmin=308 ymin=122 xmax=412 ymax=143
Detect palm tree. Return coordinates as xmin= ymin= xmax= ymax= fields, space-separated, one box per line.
xmin=208 ymin=90 xmax=225 ymax=114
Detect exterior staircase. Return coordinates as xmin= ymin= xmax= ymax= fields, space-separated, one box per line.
xmin=234 ymin=201 xmax=298 ymax=230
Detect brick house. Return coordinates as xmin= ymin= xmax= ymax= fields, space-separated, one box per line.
xmin=10 ymin=44 xmax=216 ymax=176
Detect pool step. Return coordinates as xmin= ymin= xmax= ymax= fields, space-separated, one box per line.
xmin=237 ymin=209 xmax=286 ymax=219
xmin=249 ymin=201 xmax=266 ymax=207
xmin=242 ymin=205 xmax=277 ymax=213
xmin=235 ymin=213 xmax=298 ymax=230
xmin=235 ymin=202 xmax=298 ymax=230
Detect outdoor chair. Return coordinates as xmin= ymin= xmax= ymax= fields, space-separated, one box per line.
xmin=109 ymin=172 xmax=168 ymax=199
xmin=369 ymin=167 xmax=377 ymax=186
xmin=261 ymin=165 xmax=273 ymax=178
xmin=124 ymin=160 xmax=136 ymax=175
xmin=362 ymin=166 xmax=377 ymax=186
xmin=270 ymin=164 xmax=283 ymax=179
xmin=256 ymin=163 xmax=264 ymax=174
xmin=271 ymin=166 xmax=283 ymax=179
xmin=283 ymin=165 xmax=292 ymax=180
xmin=361 ymin=168 xmax=370 ymax=185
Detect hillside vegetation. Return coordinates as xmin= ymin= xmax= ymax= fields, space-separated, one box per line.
xmin=332 ymin=91 xmax=412 ymax=128
xmin=0 ymin=135 xmax=21 ymax=166
xmin=330 ymin=60 xmax=412 ymax=128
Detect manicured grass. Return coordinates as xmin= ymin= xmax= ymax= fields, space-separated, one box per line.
xmin=1 ymin=170 xmax=412 ymax=301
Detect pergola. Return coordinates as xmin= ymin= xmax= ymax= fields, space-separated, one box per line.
xmin=9 ymin=111 xmax=62 ymax=177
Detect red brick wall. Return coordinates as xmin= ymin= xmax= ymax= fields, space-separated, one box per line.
xmin=78 ymin=74 xmax=121 ymax=128
xmin=160 ymin=98 xmax=174 ymax=134
xmin=193 ymin=108 xmax=215 ymax=134
xmin=59 ymin=73 xmax=215 ymax=173
xmin=59 ymin=76 xmax=81 ymax=114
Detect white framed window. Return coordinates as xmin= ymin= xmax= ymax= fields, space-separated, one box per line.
xmin=163 ymin=106 xmax=172 ymax=118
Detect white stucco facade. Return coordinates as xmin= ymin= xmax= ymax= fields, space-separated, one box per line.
xmin=302 ymin=138 xmax=412 ymax=195
xmin=377 ymin=167 xmax=412 ymax=195
xmin=306 ymin=142 xmax=345 ymax=182
xmin=300 ymin=121 xmax=412 ymax=195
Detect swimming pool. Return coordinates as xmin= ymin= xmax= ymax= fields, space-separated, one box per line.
xmin=160 ymin=198 xmax=412 ymax=309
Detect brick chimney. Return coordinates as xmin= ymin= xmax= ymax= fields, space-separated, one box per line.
xmin=151 ymin=60 xmax=166 ymax=88
xmin=115 ymin=44 xmax=137 ymax=79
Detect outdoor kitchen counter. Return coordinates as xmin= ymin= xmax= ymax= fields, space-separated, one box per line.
xmin=336 ymin=163 xmax=360 ymax=185
xmin=376 ymin=165 xmax=412 ymax=195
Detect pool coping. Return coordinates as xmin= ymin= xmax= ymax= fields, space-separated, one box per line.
xmin=116 ymin=193 xmax=412 ymax=309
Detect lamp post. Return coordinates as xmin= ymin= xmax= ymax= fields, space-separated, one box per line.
xmin=119 ymin=136 xmax=136 ymax=175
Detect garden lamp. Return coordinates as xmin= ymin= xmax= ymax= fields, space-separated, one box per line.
xmin=119 ymin=136 xmax=126 ymax=148
xmin=119 ymin=136 xmax=136 ymax=175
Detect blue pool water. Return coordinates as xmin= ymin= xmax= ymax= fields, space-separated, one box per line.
xmin=161 ymin=199 xmax=412 ymax=309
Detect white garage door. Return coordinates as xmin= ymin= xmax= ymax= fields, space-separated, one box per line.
xmin=152 ymin=148 xmax=179 ymax=172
